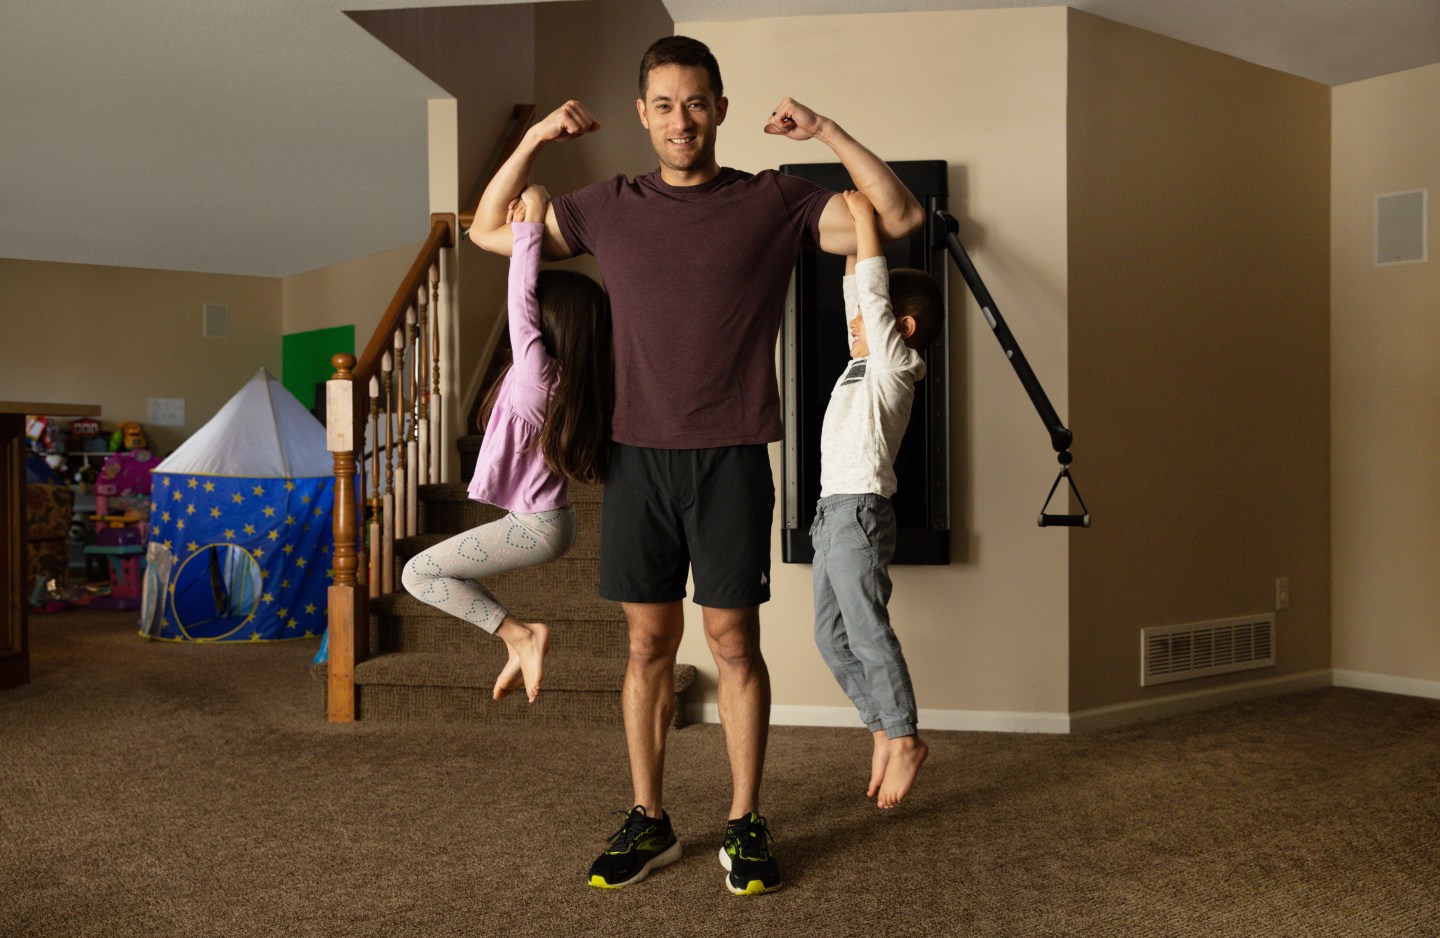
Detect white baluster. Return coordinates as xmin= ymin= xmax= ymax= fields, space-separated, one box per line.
xmin=404 ymin=306 xmax=419 ymax=536
xmin=429 ymin=260 xmax=445 ymax=483
xmin=381 ymin=350 xmax=395 ymax=596
xmin=368 ymin=375 xmax=381 ymax=599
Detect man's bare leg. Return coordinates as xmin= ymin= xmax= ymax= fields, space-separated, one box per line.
xmin=701 ymin=605 xmax=770 ymax=820
xmin=621 ymin=600 xmax=685 ymax=818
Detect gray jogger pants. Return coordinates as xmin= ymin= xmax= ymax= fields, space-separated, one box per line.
xmin=400 ymin=507 xmax=577 ymax=633
xmin=810 ymin=493 xmax=917 ymax=738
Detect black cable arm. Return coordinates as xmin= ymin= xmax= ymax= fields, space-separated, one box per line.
xmin=934 ymin=209 xmax=1090 ymax=528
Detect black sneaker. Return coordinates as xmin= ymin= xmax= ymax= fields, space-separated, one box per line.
xmin=718 ymin=813 xmax=782 ymax=895
xmin=587 ymin=806 xmax=681 ymax=889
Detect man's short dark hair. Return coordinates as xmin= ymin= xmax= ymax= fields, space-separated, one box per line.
xmin=639 ymin=35 xmax=723 ymax=100
xmin=889 ymin=268 xmax=945 ymax=350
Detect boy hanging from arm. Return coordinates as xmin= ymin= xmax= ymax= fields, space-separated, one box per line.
xmin=811 ymin=190 xmax=944 ymax=809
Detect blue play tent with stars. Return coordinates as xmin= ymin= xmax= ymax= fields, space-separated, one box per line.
xmin=140 ymin=368 xmax=333 ymax=643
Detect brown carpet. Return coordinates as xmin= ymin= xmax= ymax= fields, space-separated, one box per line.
xmin=3 ymin=608 xmax=1438 ymax=937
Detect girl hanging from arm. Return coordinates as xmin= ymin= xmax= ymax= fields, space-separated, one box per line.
xmin=402 ymin=185 xmax=612 ymax=703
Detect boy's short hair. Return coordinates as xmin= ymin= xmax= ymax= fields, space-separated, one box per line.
xmin=639 ymin=35 xmax=723 ymax=100
xmin=889 ymin=268 xmax=944 ymax=351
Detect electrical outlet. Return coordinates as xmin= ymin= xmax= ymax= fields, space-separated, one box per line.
xmin=1275 ymin=577 xmax=1290 ymax=610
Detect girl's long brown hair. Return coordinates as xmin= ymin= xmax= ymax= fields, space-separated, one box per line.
xmin=479 ymin=269 xmax=612 ymax=484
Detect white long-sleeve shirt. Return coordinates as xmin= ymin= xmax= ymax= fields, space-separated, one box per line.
xmin=819 ymin=256 xmax=927 ymax=499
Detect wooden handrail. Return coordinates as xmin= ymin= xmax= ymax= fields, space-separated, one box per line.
xmin=458 ymin=104 xmax=536 ymax=232
xmin=353 ymin=214 xmax=454 ymax=384
xmin=325 ymin=102 xmax=536 ymax=723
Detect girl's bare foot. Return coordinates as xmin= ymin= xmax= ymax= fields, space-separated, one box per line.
xmin=492 ymin=649 xmax=523 ymax=699
xmin=867 ymin=729 xmax=890 ymax=799
xmin=877 ymin=734 xmax=928 ymax=809
xmin=493 ymin=618 xmax=551 ymax=703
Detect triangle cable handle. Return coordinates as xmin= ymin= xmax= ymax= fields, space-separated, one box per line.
xmin=1038 ymin=466 xmax=1091 ymax=529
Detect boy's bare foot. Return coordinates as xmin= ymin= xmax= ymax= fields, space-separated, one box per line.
xmin=867 ymin=729 xmax=890 ymax=799
xmin=877 ymin=734 xmax=928 ymax=809
xmin=493 ymin=618 xmax=551 ymax=703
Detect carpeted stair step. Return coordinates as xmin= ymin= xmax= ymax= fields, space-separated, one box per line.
xmin=457 ymin=434 xmax=482 ymax=482
xmin=385 ymin=549 xmax=609 ymax=618
xmin=353 ymin=651 xmax=696 ymax=727
xmin=341 ymin=449 xmax=699 ymax=729
xmin=398 ymin=526 xmax=602 ymax=562
xmin=371 ymin=591 xmax=628 ymax=659
xmin=418 ymin=485 xmax=505 ymax=533
xmin=419 ymin=481 xmax=606 ymax=539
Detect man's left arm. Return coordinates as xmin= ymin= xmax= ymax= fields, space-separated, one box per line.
xmin=766 ymin=98 xmax=925 ymax=255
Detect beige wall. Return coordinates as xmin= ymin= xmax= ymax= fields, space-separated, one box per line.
xmin=348 ymin=3 xmax=535 ymax=215
xmin=0 ymin=259 xmax=282 ymax=455
xmin=534 ymin=0 xmax=674 ymax=290
xmin=1331 ymin=63 xmax=1440 ymax=688
xmin=683 ymin=9 xmax=1072 ymax=721
xmin=282 ymin=241 xmax=421 ymax=338
xmin=1066 ymin=12 xmax=1332 ymax=712
xmin=346 ymin=5 xmax=538 ymax=477
xmin=417 ymin=0 xmax=673 ymax=461
xmin=535 ymin=0 xmax=673 ymax=198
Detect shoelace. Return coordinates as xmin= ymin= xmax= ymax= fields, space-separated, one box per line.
xmin=605 ymin=806 xmax=656 ymax=852
xmin=728 ymin=814 xmax=775 ymax=861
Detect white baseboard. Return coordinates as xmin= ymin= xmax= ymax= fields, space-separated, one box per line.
xmin=684 ymin=703 xmax=1070 ymax=735
xmin=1332 ymin=669 xmax=1440 ymax=700
xmin=681 ymin=668 xmax=1434 ymax=737
xmin=1068 ymin=669 xmax=1333 ymax=733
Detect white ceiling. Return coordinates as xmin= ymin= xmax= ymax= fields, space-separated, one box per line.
xmin=3 ymin=0 xmax=1439 ymax=278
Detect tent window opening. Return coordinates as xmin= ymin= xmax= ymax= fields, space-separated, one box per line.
xmin=169 ymin=545 xmax=264 ymax=640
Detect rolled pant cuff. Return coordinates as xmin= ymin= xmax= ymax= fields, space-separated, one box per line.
xmin=884 ymin=722 xmax=918 ymax=740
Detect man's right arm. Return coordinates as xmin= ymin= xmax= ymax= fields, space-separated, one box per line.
xmin=467 ymin=100 xmax=600 ymax=259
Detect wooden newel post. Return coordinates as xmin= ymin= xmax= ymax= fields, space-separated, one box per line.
xmin=326 ymin=353 xmax=359 ymax=722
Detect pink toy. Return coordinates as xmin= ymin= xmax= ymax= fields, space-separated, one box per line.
xmin=95 ymin=448 xmax=156 ymax=516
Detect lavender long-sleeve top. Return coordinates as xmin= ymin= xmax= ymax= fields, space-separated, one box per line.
xmin=466 ymin=222 xmax=569 ymax=512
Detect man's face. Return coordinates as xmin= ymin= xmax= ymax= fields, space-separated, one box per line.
xmin=636 ymin=63 xmax=727 ymax=183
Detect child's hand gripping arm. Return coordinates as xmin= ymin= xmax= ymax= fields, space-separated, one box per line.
xmin=840 ymin=189 xmax=875 ymax=333
xmin=844 ymin=189 xmax=882 ymax=264
xmin=765 ymin=98 xmax=924 ymax=254
xmin=506 ymin=186 xmax=553 ymax=382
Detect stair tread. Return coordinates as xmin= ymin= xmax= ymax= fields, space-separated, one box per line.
xmin=372 ymin=584 xmax=617 ymax=620
xmin=356 ymin=651 xmax=696 ymax=693
xmin=328 ymin=455 xmax=699 ymax=726
xmin=396 ymin=531 xmax=601 ymax=561
xmin=418 ymin=481 xmax=604 ymax=503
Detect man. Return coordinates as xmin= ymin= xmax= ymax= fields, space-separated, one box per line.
xmin=470 ymin=35 xmax=923 ymax=895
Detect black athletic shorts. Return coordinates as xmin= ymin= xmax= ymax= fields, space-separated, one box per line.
xmin=599 ymin=443 xmax=774 ymax=608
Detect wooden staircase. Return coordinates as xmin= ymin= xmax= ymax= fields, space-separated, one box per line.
xmin=321 ymin=105 xmax=698 ymax=725
xmin=342 ymin=440 xmax=697 ymax=726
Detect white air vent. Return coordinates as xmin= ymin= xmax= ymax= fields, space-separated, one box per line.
xmin=1141 ymin=615 xmax=1275 ymax=687
xmin=1375 ymin=189 xmax=1427 ymax=266
xmin=203 ymin=303 xmax=229 ymax=338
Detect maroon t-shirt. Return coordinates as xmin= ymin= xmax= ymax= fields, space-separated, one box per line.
xmin=553 ymin=167 xmax=834 ymax=449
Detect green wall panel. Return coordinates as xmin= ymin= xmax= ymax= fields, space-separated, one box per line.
xmin=282 ymin=325 xmax=354 ymax=412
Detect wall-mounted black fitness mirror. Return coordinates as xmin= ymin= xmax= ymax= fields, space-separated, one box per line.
xmin=780 ymin=160 xmax=951 ymax=565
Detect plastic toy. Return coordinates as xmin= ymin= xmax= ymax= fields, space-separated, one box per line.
xmin=121 ymin=421 xmax=147 ymax=451
xmin=94 ymin=449 xmax=155 ymax=516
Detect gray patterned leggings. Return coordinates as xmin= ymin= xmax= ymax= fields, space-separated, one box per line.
xmin=400 ymin=507 xmax=577 ymax=633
